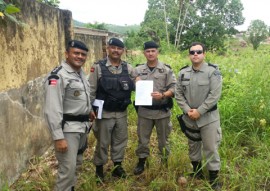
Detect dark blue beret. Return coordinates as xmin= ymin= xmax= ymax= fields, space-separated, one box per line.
xmin=67 ymin=40 xmax=88 ymax=52
xmin=143 ymin=41 xmax=159 ymax=50
xmin=108 ymin=38 xmax=124 ymax=48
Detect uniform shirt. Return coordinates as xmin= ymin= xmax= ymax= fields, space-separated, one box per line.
xmin=134 ymin=61 xmax=176 ymax=119
xmin=89 ymin=57 xmax=135 ymax=118
xmin=44 ymin=61 xmax=92 ymax=140
xmin=175 ymin=62 xmax=222 ymax=127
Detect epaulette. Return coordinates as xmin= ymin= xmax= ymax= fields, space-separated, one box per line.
xmin=48 ymin=66 xmax=62 ymax=80
xmin=51 ymin=65 xmax=62 ymax=74
xmin=95 ymin=59 xmax=107 ymax=65
xmin=179 ymin=65 xmax=189 ymax=71
xmin=164 ymin=64 xmax=172 ymax=69
xmin=135 ymin=63 xmax=144 ymax=67
xmin=208 ymin=63 xmax=218 ymax=69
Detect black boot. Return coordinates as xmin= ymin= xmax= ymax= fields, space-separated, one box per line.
xmin=134 ymin=158 xmax=146 ymax=175
xmin=71 ymin=186 xmax=75 ymax=191
xmin=112 ymin=162 xmax=127 ymax=178
xmin=95 ymin=165 xmax=104 ymax=182
xmin=191 ymin=161 xmax=204 ymax=179
xmin=209 ymin=170 xmax=222 ymax=191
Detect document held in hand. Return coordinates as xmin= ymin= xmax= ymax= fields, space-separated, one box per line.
xmin=135 ymin=80 xmax=153 ymax=106
xmin=92 ymin=99 xmax=104 ymax=119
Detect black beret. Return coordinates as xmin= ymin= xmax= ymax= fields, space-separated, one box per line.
xmin=143 ymin=41 xmax=159 ymax=50
xmin=67 ymin=40 xmax=88 ymax=52
xmin=108 ymin=38 xmax=124 ymax=48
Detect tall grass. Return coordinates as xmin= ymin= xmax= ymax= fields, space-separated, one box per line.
xmin=7 ymin=43 xmax=270 ymax=191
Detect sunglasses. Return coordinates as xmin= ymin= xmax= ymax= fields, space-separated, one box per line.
xmin=189 ymin=50 xmax=203 ymax=55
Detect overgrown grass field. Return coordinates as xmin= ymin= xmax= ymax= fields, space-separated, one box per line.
xmin=6 ymin=42 xmax=270 ymax=191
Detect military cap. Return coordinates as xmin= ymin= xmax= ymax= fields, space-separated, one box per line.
xmin=143 ymin=41 xmax=159 ymax=50
xmin=108 ymin=37 xmax=124 ymax=48
xmin=67 ymin=40 xmax=89 ymax=52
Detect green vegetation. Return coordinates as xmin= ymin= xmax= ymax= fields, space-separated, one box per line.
xmin=36 ymin=0 xmax=60 ymax=8
xmin=81 ymin=21 xmax=141 ymax=35
xmin=130 ymin=0 xmax=244 ymax=52
xmin=8 ymin=41 xmax=270 ymax=191
xmin=0 ymin=0 xmax=25 ymax=26
xmin=247 ymin=19 xmax=269 ymax=50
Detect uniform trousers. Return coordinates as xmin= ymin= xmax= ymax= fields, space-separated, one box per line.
xmin=187 ymin=120 xmax=222 ymax=170
xmin=93 ymin=116 xmax=128 ymax=165
xmin=135 ymin=116 xmax=172 ymax=158
xmin=55 ymin=132 xmax=87 ymax=191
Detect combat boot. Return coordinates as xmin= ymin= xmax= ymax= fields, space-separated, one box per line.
xmin=112 ymin=162 xmax=127 ymax=178
xmin=209 ymin=170 xmax=222 ymax=191
xmin=191 ymin=161 xmax=204 ymax=179
xmin=134 ymin=158 xmax=146 ymax=175
xmin=95 ymin=165 xmax=104 ymax=182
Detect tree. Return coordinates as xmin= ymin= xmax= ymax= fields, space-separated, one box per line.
xmin=138 ymin=0 xmax=244 ymax=51
xmin=84 ymin=22 xmax=108 ymax=31
xmin=247 ymin=20 xmax=269 ymax=50
xmin=37 ymin=0 xmax=60 ymax=8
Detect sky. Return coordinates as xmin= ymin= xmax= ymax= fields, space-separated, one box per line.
xmin=59 ymin=0 xmax=269 ymax=30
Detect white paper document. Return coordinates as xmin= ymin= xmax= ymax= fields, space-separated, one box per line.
xmin=135 ymin=80 xmax=153 ymax=106
xmin=92 ymin=99 xmax=104 ymax=119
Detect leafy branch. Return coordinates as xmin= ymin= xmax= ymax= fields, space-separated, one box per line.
xmin=0 ymin=0 xmax=26 ymax=26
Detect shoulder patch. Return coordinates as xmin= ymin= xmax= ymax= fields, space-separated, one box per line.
xmin=48 ymin=74 xmax=59 ymax=80
xmin=47 ymin=66 xmax=62 ymax=86
xmin=180 ymin=65 xmax=189 ymax=71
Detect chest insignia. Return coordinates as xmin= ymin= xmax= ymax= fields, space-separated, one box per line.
xmin=74 ymin=90 xmax=81 ymax=97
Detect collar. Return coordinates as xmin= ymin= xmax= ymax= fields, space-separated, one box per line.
xmin=62 ymin=61 xmax=82 ymax=74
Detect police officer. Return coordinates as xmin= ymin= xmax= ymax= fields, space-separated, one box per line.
xmin=175 ymin=42 xmax=222 ymax=190
xmin=133 ymin=41 xmax=176 ymax=175
xmin=89 ymin=38 xmax=135 ymax=181
xmin=44 ymin=40 xmax=94 ymax=191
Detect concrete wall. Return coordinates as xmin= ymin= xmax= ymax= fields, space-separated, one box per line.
xmin=0 ymin=0 xmax=72 ymax=186
xmin=0 ymin=0 xmax=123 ymax=187
xmin=74 ymin=27 xmax=107 ymax=74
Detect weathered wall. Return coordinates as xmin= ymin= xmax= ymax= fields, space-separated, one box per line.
xmin=0 ymin=0 xmax=73 ymax=186
xmin=74 ymin=27 xmax=107 ymax=74
xmin=0 ymin=0 xmax=123 ymax=187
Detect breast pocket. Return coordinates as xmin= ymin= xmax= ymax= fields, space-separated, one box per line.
xmin=198 ymin=80 xmax=210 ymax=94
xmin=139 ymin=74 xmax=148 ymax=80
xmin=181 ymin=80 xmax=190 ymax=92
xmin=66 ymin=80 xmax=85 ymax=100
xmin=154 ymin=73 xmax=166 ymax=89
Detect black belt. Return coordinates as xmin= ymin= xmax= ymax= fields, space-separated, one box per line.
xmin=142 ymin=104 xmax=168 ymax=110
xmin=207 ymin=104 xmax=217 ymax=112
xmin=63 ymin=114 xmax=89 ymax=122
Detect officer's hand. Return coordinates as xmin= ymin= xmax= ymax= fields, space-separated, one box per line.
xmin=151 ymin=91 xmax=163 ymax=100
xmin=90 ymin=111 xmax=96 ymax=122
xmin=55 ymin=139 xmax=68 ymax=153
xmin=188 ymin=109 xmax=200 ymax=120
xmin=135 ymin=76 xmax=141 ymax=82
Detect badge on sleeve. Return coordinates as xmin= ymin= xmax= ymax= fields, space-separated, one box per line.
xmin=90 ymin=67 xmax=95 ymax=72
xmin=49 ymin=79 xmax=57 ymax=86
